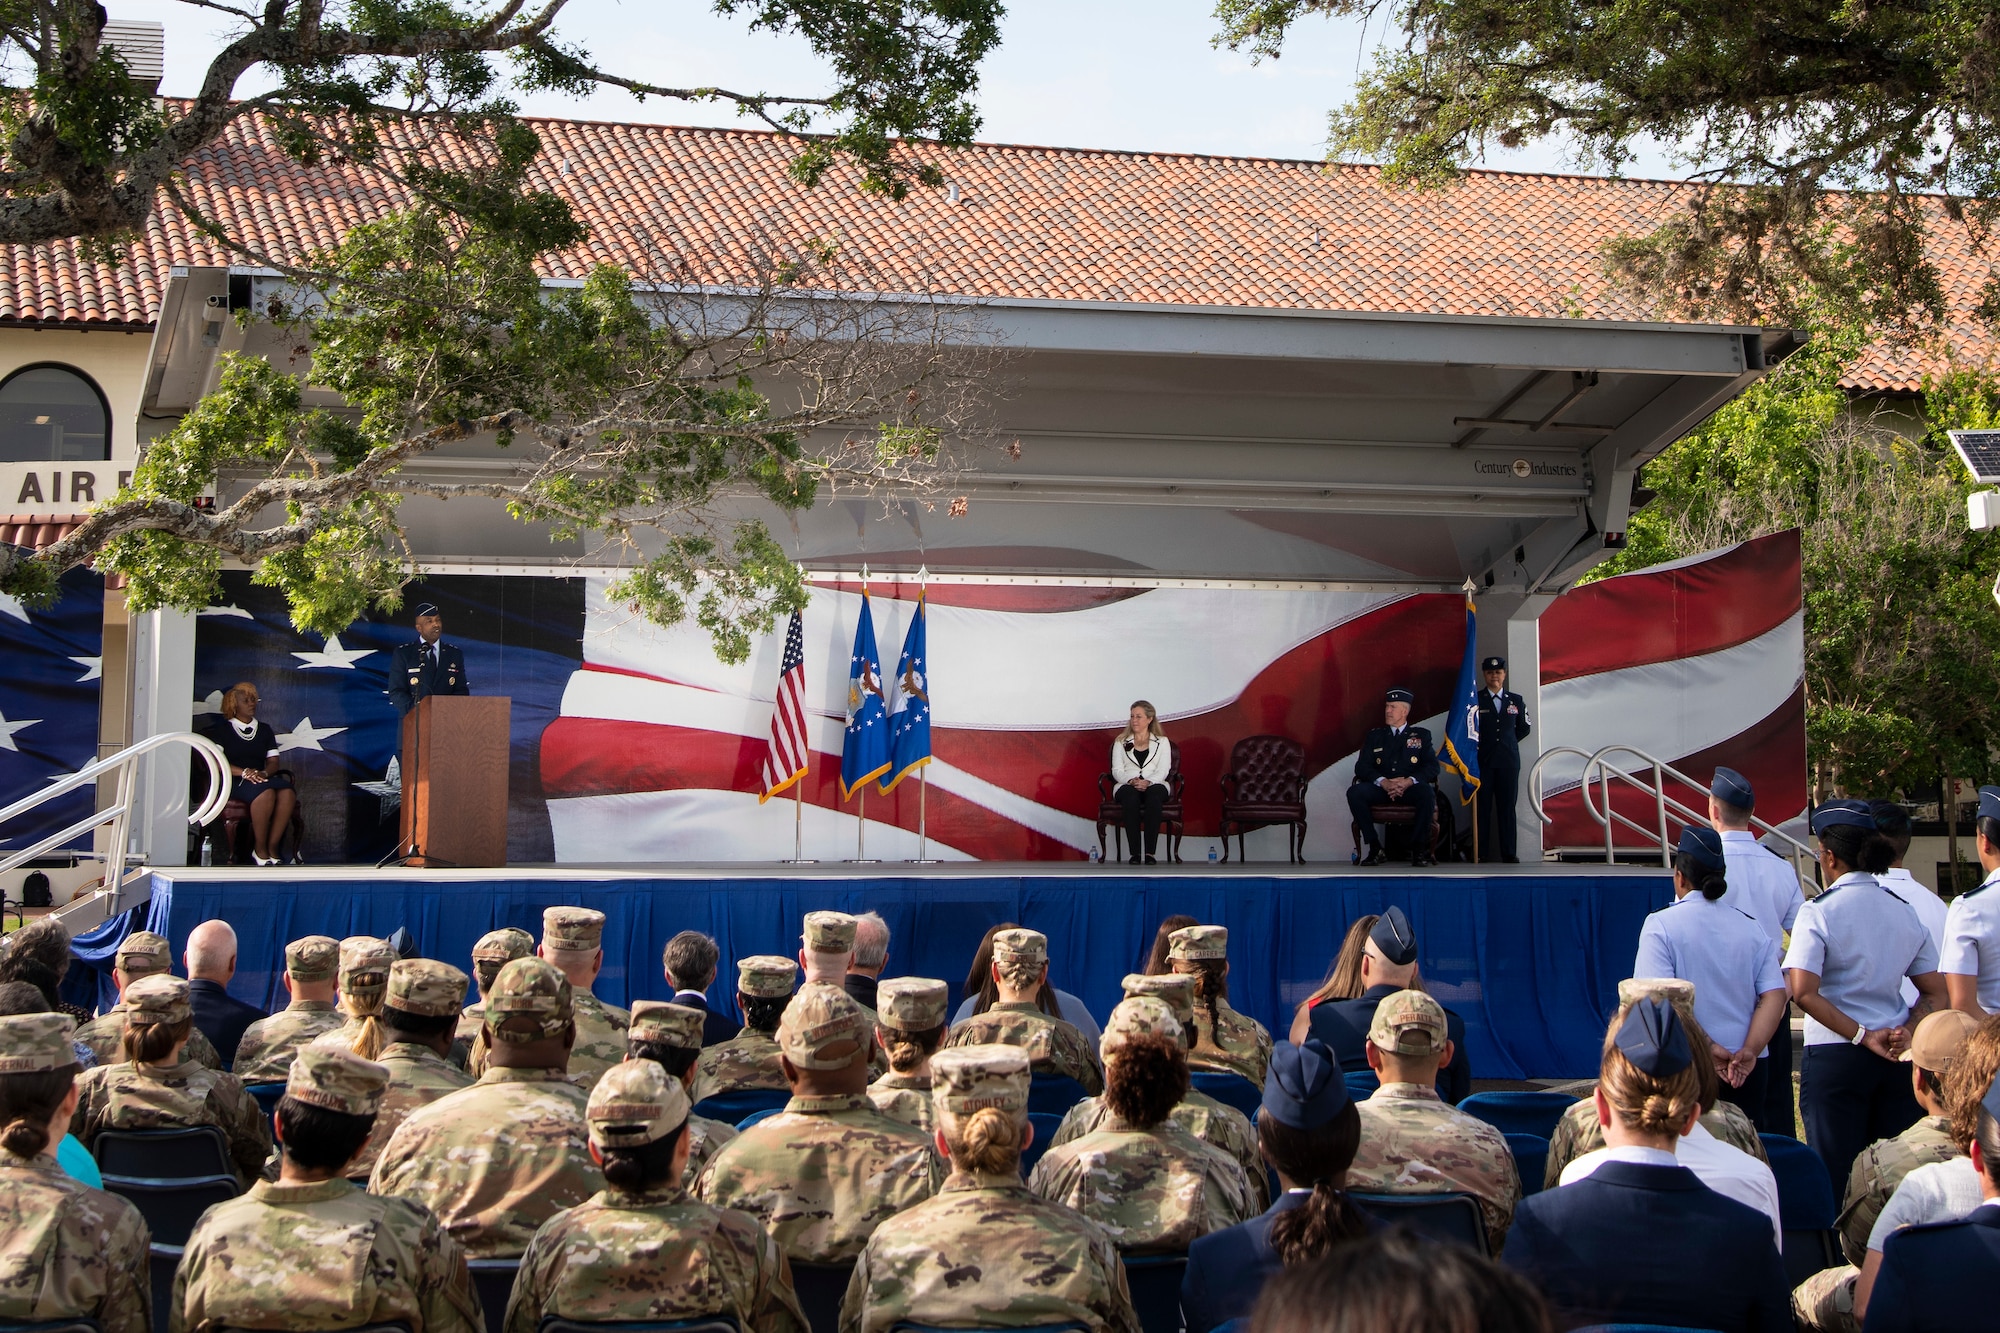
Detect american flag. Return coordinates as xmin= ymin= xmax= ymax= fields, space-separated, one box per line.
xmin=758 ymin=609 xmax=810 ymax=802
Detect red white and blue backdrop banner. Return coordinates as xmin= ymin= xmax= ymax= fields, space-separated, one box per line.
xmin=0 ymin=568 xmax=104 ymax=854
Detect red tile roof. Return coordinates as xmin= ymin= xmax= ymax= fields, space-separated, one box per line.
xmin=1 ymin=111 xmax=1990 ymax=392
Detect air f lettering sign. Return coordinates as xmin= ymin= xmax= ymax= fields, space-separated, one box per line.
xmin=1 ymin=462 xmax=133 ymax=513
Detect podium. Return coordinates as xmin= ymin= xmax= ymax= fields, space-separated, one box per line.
xmin=399 ymin=695 xmax=510 ymax=867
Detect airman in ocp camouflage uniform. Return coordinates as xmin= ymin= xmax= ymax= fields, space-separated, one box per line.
xmin=0 ymin=1012 xmax=152 ymax=1333
xmin=690 ymin=956 xmax=797 ymax=1103
xmin=698 ymin=982 xmax=941 ymax=1263
xmin=170 ymin=1040 xmax=483 ymax=1333
xmin=1168 ymin=925 xmax=1273 ymax=1087
xmin=1344 ymin=989 xmax=1520 ymax=1249
xmin=1027 ymin=997 xmax=1255 ymax=1251
xmin=233 ymin=935 xmax=344 ymax=1083
xmin=70 ymin=975 xmax=272 ymax=1188
xmin=942 ymin=929 xmax=1104 ymax=1094
xmin=841 ymin=1044 xmax=1141 ymax=1333
xmin=866 ymin=977 xmax=950 ymax=1136
xmin=468 ymin=909 xmax=629 ymax=1088
xmin=626 ymin=999 xmax=738 ymax=1184
xmin=369 ymin=957 xmax=604 ymax=1258
xmin=505 ymin=1060 xmax=807 ymax=1333
xmin=1049 ymin=973 xmax=1268 ymax=1210
xmin=72 ymin=931 xmax=224 ymax=1070
xmin=456 ymin=927 xmax=534 ymax=1065
xmin=332 ymin=936 xmax=398 ymax=1056
xmin=800 ymin=912 xmax=890 ymax=1077
xmin=346 ymin=958 xmax=476 ymax=1181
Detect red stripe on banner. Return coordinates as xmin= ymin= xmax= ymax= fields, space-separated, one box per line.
xmin=1539 ymin=530 xmax=1802 ymax=685
xmin=810 ymin=580 xmax=1145 ymax=614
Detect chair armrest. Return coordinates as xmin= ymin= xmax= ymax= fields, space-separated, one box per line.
xmin=1167 ymin=770 xmax=1186 ymax=800
xmin=1219 ymin=771 xmax=1240 ymax=801
xmin=1098 ymin=772 xmax=1117 ymax=800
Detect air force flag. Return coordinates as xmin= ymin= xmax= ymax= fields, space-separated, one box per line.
xmin=839 ymin=589 xmax=892 ymax=800
xmin=882 ymin=589 xmax=931 ymax=793
xmin=1441 ymin=584 xmax=1482 ymax=805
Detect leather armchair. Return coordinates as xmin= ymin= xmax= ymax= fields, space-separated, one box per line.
xmin=1218 ymin=735 xmax=1309 ymax=863
xmin=1096 ymin=769 xmax=1186 ymax=863
xmin=1350 ymin=779 xmax=1447 ymax=862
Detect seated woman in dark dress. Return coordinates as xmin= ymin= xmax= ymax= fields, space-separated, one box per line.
xmin=203 ymin=681 xmax=295 ymax=865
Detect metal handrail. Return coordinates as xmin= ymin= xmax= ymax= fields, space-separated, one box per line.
xmin=1529 ymin=743 xmax=1815 ymax=882
xmin=0 ymin=731 xmax=231 ymax=908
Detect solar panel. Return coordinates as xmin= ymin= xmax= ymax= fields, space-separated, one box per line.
xmin=1949 ymin=430 xmax=2000 ymax=483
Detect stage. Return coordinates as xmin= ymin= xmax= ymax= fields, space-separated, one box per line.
xmin=75 ymin=859 xmax=1671 ymax=1081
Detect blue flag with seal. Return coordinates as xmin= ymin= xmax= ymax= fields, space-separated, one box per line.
xmin=1441 ymin=583 xmax=1482 ymax=805
xmin=839 ymin=588 xmax=892 ymax=800
xmin=881 ymin=588 xmax=931 ymax=793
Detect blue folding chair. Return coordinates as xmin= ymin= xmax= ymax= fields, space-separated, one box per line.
xmin=789 ymin=1261 xmax=854 ymax=1333
xmin=1455 ymin=1091 xmax=1576 ymax=1140
xmin=1760 ymin=1133 xmax=1840 ymax=1285
xmin=466 ymin=1258 xmax=520 ymax=1333
xmin=736 ymin=1107 xmax=783 ymax=1130
xmin=1028 ymin=1073 xmax=1092 ymax=1116
xmin=690 ymin=1088 xmax=791 ymax=1125
xmin=1188 ymin=1069 xmax=1261 ymax=1122
xmin=1119 ymin=1253 xmax=1188 ymax=1333
xmin=540 ymin=1319 xmax=738 ymax=1333
xmin=1023 ymin=1111 xmax=1066 ymax=1176
xmin=242 ymin=1081 xmax=285 ymax=1134
xmin=1505 ymin=1132 xmax=1549 ymax=1196
xmin=1343 ymin=1070 xmax=1379 ymax=1099
xmin=1349 ymin=1192 xmax=1489 ymax=1256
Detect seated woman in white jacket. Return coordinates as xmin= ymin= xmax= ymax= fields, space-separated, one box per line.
xmin=1111 ymin=700 xmax=1173 ymax=864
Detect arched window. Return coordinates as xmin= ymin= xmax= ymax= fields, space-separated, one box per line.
xmin=0 ymin=364 xmax=111 ymax=462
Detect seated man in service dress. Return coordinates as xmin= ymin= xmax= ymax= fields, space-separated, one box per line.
xmin=1345 ymin=687 xmax=1440 ymax=867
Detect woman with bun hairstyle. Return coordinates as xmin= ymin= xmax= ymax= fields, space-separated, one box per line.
xmin=1785 ymin=801 xmax=1950 ymax=1191
xmin=1502 ymin=998 xmax=1791 ymax=1332
xmin=1633 ymin=825 xmax=1790 ymax=1121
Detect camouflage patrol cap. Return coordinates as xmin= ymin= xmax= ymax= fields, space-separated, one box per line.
xmin=0 ymin=1012 xmax=77 ymax=1073
xmin=628 ymin=1000 xmax=705 ymax=1050
xmin=803 ymin=911 xmax=858 ymax=954
xmin=991 ymin=928 xmax=1048 ymax=967
xmin=876 ymin=977 xmax=950 ymax=1032
xmin=737 ymin=955 xmax=798 ymax=998
xmin=777 ymin=981 xmax=873 ymax=1070
xmin=542 ymin=906 xmax=606 ymax=953
xmin=1367 ymin=989 xmax=1449 ymax=1055
xmin=387 ymin=959 xmax=469 ymax=1018
xmin=1101 ymin=995 xmax=1183 ymax=1058
xmin=1618 ymin=977 xmax=1697 ymax=1018
xmin=114 ymin=931 xmax=172 ymax=976
xmin=1120 ymin=973 xmax=1196 ymax=1028
xmin=339 ymin=937 xmax=396 ymax=995
xmin=1168 ymin=924 xmax=1229 ymax=961
xmin=287 ymin=1037 xmax=390 ymax=1115
xmin=472 ymin=927 xmax=534 ymax=962
xmin=485 ymin=956 xmax=574 ymax=1039
xmin=124 ymin=974 xmax=191 ymax=1026
xmin=285 ymin=935 xmax=340 ymax=983
xmin=930 ymin=1043 xmax=1031 ymax=1116
xmin=587 ymin=1057 xmax=691 ymax=1148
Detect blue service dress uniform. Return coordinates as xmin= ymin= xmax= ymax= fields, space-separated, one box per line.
xmin=1862 ymin=1200 xmax=2000 ymax=1333
xmin=1180 ymin=1191 xmax=1308 ymax=1333
xmin=1346 ymin=725 xmax=1440 ymax=862
xmin=1305 ymin=983 xmax=1471 ymax=1104
xmin=387 ymin=640 xmax=469 ymax=715
xmin=1474 ymin=686 xmax=1530 ymax=862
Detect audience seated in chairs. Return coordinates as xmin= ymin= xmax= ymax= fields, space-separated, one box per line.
xmin=1219 ymin=734 xmax=1310 ymax=864
xmin=197 ymin=682 xmax=301 ymax=866
xmin=952 ymin=922 xmax=1104 ymax=1050
xmin=1251 ymin=1231 xmax=1553 ymax=1333
xmin=1304 ymin=909 xmax=1472 ymax=1105
xmin=944 ymin=929 xmax=1105 ymax=1094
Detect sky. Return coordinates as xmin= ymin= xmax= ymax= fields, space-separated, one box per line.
xmin=116 ymin=0 xmax=1679 ymax=179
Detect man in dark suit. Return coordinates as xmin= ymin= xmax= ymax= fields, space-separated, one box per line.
xmin=844 ymin=911 xmax=890 ymax=1013
xmin=1307 ymin=907 xmax=1470 ymax=1103
xmin=663 ymin=929 xmax=739 ymax=1047
xmin=1475 ymin=655 xmax=1532 ymax=863
xmin=1347 ymin=687 xmax=1441 ymax=866
xmin=387 ymin=602 xmax=469 ymax=715
xmin=183 ymin=920 xmax=267 ymax=1069
xmin=1863 ymin=1077 xmax=2000 ymax=1333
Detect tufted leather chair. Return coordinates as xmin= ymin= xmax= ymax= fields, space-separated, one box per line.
xmin=1350 ymin=780 xmax=1446 ymax=862
xmin=1096 ymin=768 xmax=1186 ymax=862
xmin=1218 ymin=735 xmax=1309 ymax=862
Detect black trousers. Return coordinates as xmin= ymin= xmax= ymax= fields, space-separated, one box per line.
xmin=1116 ymin=783 xmax=1169 ymax=859
xmin=1715 ymin=1057 xmax=1772 ymax=1132
xmin=1347 ymin=781 xmax=1435 ymax=855
xmin=1476 ymin=755 xmax=1521 ymax=861
xmin=1761 ymin=1017 xmax=1796 ymax=1138
xmin=1801 ymin=1042 xmax=1923 ymax=1197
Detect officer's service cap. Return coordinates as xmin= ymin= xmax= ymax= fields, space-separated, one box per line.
xmin=1711 ymin=766 xmax=1755 ymax=809
xmin=1262 ymin=1036 xmax=1349 ymax=1130
xmin=991 ymin=928 xmax=1048 ymax=967
xmin=1481 ymin=656 xmax=1506 ymax=672
xmin=777 ymin=982 xmax=872 ymax=1070
xmin=1384 ymin=687 xmax=1415 ymax=704
xmin=339 ymin=938 xmax=397 ymax=995
xmin=1617 ymin=977 xmax=1697 ymax=1019
xmin=288 ymin=1037 xmax=390 ymax=1115
xmin=472 ymin=927 xmax=534 ymax=962
xmin=124 ymin=974 xmax=191 ymax=1026
xmin=628 ymin=1000 xmax=705 ymax=1050
xmin=1368 ymin=989 xmax=1449 ymax=1055
xmin=1811 ymin=801 xmax=1876 ymax=835
xmin=876 ymin=978 xmax=950 ymax=1032
xmin=1121 ymin=973 xmax=1196 ymax=1027
xmin=387 ymin=959 xmax=468 ymax=1018
xmin=1102 ymin=995 xmax=1182 ymax=1059
xmin=587 ymin=1057 xmax=690 ymax=1148
xmin=803 ymin=911 xmax=858 ymax=954
xmin=542 ymin=906 xmax=606 ymax=953
xmin=931 ymin=1043 xmax=1031 ymax=1116
xmin=1367 ymin=906 xmax=1418 ymax=966
xmin=0 ymin=1012 xmax=77 ymax=1073
xmin=114 ymin=931 xmax=172 ymax=976
xmin=1903 ymin=1009 xmax=1981 ymax=1069
xmin=1168 ymin=924 xmax=1229 ymax=962
xmin=1615 ymin=997 xmax=1693 ymax=1078
xmin=285 ymin=935 xmax=340 ymax=982
xmin=413 ymin=603 xmax=441 ymax=618
xmin=737 ymin=955 xmax=798 ymax=998
xmin=1981 ymin=787 xmax=2000 ymax=824
xmin=485 ymin=957 xmax=573 ymax=1038
xmin=1676 ymin=826 xmax=1727 ymax=873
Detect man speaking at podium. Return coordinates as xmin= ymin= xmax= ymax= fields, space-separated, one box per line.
xmin=389 ymin=604 xmax=470 ymax=715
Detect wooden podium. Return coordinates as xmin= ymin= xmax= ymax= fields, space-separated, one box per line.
xmin=399 ymin=695 xmax=510 ymax=868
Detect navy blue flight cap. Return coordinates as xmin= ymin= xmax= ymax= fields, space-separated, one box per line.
xmin=1385 ymin=687 xmax=1415 ymax=704
xmin=1810 ymin=800 xmax=1876 ymax=835
xmin=1980 ymin=787 xmax=2000 ymax=824
xmin=1262 ymin=1036 xmax=1350 ymax=1130
xmin=1983 ymin=1068 xmax=2000 ymax=1124
xmin=1711 ymin=766 xmax=1755 ymax=809
xmin=1369 ymin=905 xmax=1418 ymax=967
xmin=1480 ymin=656 xmax=1506 ymax=672
xmin=1676 ymin=825 xmax=1727 ymax=873
xmin=412 ymin=603 xmax=441 ymax=619
xmin=1616 ymin=996 xmax=1693 ymax=1078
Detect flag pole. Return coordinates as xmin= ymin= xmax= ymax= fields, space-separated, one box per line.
xmin=1472 ymin=788 xmax=1479 ymax=864
xmin=847 ymin=563 xmax=879 ymax=864
xmin=908 ymin=564 xmax=939 ymax=864
xmin=794 ymin=781 xmax=804 ymax=863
